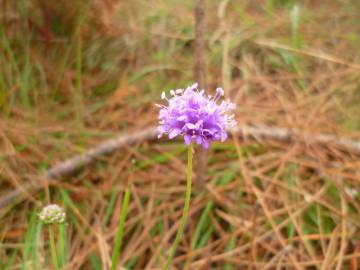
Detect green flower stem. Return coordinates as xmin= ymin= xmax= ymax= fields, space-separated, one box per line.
xmin=111 ymin=189 xmax=131 ymax=270
xmin=164 ymin=143 xmax=193 ymax=270
xmin=49 ymin=225 xmax=59 ymax=270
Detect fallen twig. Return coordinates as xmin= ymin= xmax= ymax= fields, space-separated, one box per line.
xmin=0 ymin=127 xmax=158 ymax=212
xmin=232 ymin=125 xmax=360 ymax=154
xmin=1 ymin=124 xmax=360 ymax=212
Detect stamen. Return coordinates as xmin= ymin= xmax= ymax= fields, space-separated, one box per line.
xmin=190 ymin=82 xmax=198 ymax=89
xmin=216 ymin=87 xmax=224 ymax=96
xmin=155 ymin=103 xmax=166 ymax=108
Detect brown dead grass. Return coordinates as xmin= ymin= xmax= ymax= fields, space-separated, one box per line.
xmin=1 ymin=0 xmax=360 ymax=269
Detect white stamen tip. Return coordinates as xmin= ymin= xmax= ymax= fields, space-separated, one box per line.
xmin=161 ymin=92 xmax=166 ymax=99
xmin=216 ymin=87 xmax=224 ymax=96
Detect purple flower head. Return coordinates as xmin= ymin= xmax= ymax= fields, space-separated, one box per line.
xmin=157 ymin=83 xmax=236 ymax=149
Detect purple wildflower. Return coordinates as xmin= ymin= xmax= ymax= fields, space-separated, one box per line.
xmin=157 ymin=83 xmax=236 ymax=149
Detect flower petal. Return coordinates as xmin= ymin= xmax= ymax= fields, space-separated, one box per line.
xmin=202 ymin=140 xmax=210 ymax=149
xmin=169 ymin=128 xmax=182 ymax=139
xmin=177 ymin=115 xmax=187 ymax=121
xmin=185 ymin=123 xmax=197 ymax=129
xmin=184 ymin=134 xmax=192 ymax=145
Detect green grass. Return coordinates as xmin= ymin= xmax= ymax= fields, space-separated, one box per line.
xmin=21 ymin=211 xmax=41 ymax=270
xmin=111 ymin=189 xmax=131 ymax=270
xmin=57 ymin=224 xmax=68 ymax=268
xmin=4 ymin=249 xmax=19 ymax=270
xmin=89 ymin=253 xmax=102 ymax=270
xmin=103 ymin=187 xmax=121 ymax=227
xmin=60 ymin=189 xmax=82 ymax=230
xmin=285 ymin=164 xmax=297 ymax=241
xmin=191 ymin=201 xmax=214 ymax=249
xmin=74 ymin=8 xmax=86 ymax=127
xmin=224 ymin=226 xmax=237 ymax=270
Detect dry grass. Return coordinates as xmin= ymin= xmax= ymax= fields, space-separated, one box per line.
xmin=1 ymin=0 xmax=360 ymax=269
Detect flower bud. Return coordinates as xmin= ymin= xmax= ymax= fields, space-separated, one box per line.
xmin=38 ymin=204 xmax=66 ymax=225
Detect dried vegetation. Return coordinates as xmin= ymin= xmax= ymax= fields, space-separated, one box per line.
xmin=1 ymin=0 xmax=360 ymax=269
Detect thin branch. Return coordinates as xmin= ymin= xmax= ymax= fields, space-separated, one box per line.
xmin=0 ymin=127 xmax=158 ymax=212
xmin=194 ymin=0 xmax=208 ymax=189
xmin=232 ymin=125 xmax=360 ymax=154
xmin=1 ymin=124 xmax=360 ymax=212
xmin=194 ymin=0 xmax=206 ymax=88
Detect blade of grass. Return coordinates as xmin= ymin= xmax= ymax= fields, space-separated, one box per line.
xmin=290 ymin=4 xmax=301 ymax=49
xmin=111 ymin=189 xmax=131 ymax=270
xmin=191 ymin=201 xmax=214 ymax=249
xmin=197 ymin=224 xmax=214 ymax=248
xmin=20 ymin=37 xmax=32 ymax=109
xmin=18 ymin=0 xmax=32 ymax=109
xmin=49 ymin=225 xmax=59 ymax=270
xmin=0 ymin=62 xmax=8 ymax=113
xmin=125 ymin=256 xmax=138 ymax=269
xmin=187 ymin=172 xmax=234 ymax=267
xmin=74 ymin=20 xmax=84 ymax=127
xmin=5 ymin=249 xmax=19 ymax=270
xmin=224 ymin=226 xmax=237 ymax=270
xmin=60 ymin=189 xmax=81 ymax=230
xmin=21 ymin=211 xmax=38 ymax=270
xmin=57 ymin=224 xmax=67 ymax=268
xmin=89 ymin=253 xmax=102 ymax=270
xmin=103 ymin=187 xmax=120 ymax=227
xmin=286 ymin=164 xmax=297 ymax=241
xmin=32 ymin=221 xmax=42 ymax=270
xmin=0 ymin=23 xmax=19 ymax=86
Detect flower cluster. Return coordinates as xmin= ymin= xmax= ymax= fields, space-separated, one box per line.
xmin=157 ymin=83 xmax=236 ymax=149
xmin=38 ymin=204 xmax=66 ymax=225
